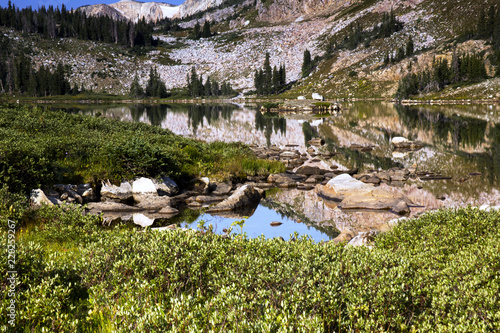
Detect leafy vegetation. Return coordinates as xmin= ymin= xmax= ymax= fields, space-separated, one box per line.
xmin=1 ymin=204 xmax=499 ymax=331
xmin=0 ymin=104 xmax=284 ymax=194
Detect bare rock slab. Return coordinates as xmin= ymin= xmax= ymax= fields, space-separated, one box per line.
xmin=317 ymin=174 xmax=412 ymax=215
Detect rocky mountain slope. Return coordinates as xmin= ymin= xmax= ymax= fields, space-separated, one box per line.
xmin=79 ymin=0 xmax=180 ymax=23
xmin=13 ymin=0 xmax=499 ymax=100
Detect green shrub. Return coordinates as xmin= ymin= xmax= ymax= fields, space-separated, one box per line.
xmin=1 ymin=206 xmax=499 ymax=331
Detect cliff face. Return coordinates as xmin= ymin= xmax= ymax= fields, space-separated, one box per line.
xmin=79 ymin=1 xmax=180 ymax=23
xmin=174 ymin=0 xmax=225 ymax=19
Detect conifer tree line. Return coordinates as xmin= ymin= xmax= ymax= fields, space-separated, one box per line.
xmin=383 ymin=36 xmax=414 ymax=66
xmin=254 ymin=53 xmax=287 ymax=95
xmin=0 ymin=1 xmax=156 ymax=47
xmin=325 ymin=10 xmax=404 ymax=55
xmin=396 ymin=52 xmax=488 ymax=99
xmin=187 ymin=67 xmax=235 ymax=97
xmin=129 ymin=67 xmax=168 ymax=98
xmin=190 ymin=21 xmax=214 ymax=40
xmin=397 ymin=5 xmax=500 ymax=99
xmin=0 ymin=36 xmax=78 ymax=96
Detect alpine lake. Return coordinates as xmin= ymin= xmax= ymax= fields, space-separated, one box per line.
xmin=46 ymin=101 xmax=500 ymax=242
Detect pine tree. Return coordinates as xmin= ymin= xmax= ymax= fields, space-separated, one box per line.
xmin=202 ymin=20 xmax=211 ymax=38
xmin=129 ymin=73 xmax=144 ymax=98
xmin=405 ymin=35 xmax=414 ymax=58
xmin=263 ymin=52 xmax=272 ymax=94
xmin=302 ymin=49 xmax=312 ymax=78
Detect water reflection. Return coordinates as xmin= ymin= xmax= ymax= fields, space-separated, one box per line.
xmin=50 ymin=101 xmax=500 ymax=232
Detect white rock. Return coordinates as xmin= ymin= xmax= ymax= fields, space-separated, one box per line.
xmin=133 ymin=213 xmax=155 ymax=227
xmin=297 ymin=95 xmax=306 ymax=100
xmin=132 ymin=177 xmax=157 ymax=195
xmin=312 ymin=93 xmax=324 ymax=101
xmin=391 ymin=137 xmax=409 ymax=144
xmin=30 ymin=189 xmax=54 ymax=207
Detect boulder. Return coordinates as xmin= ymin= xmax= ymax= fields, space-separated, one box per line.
xmin=267 ymin=173 xmax=305 ymax=187
xmin=295 ymin=165 xmax=330 ymax=176
xmin=195 ymin=195 xmax=227 ymax=204
xmin=159 ymin=206 xmax=180 ymax=215
xmin=212 ymin=182 xmax=233 ymax=195
xmin=136 ymin=196 xmax=173 ymax=210
xmin=87 ymin=202 xmax=141 ymax=213
xmin=392 ymin=137 xmax=424 ymax=150
xmin=132 ymin=177 xmax=158 ymax=202
xmin=348 ymin=231 xmax=379 ymax=247
xmin=54 ymin=184 xmax=83 ymax=204
xmin=317 ymin=174 xmax=373 ymax=201
xmin=154 ymin=176 xmax=179 ymax=196
xmin=207 ymin=185 xmax=261 ymax=212
xmin=332 ymin=229 xmax=358 ymax=243
xmin=30 ymin=189 xmax=54 ymax=207
xmin=297 ymin=96 xmax=306 ymax=100
xmin=101 ymin=180 xmax=133 ymax=203
xmin=270 ymin=221 xmax=283 ymax=227
xmin=133 ymin=213 xmax=155 ymax=227
xmin=317 ymin=174 xmax=412 ymax=215
xmin=312 ymin=93 xmax=324 ymax=101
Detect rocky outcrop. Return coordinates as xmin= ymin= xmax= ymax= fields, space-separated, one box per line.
xmin=174 ymin=0 xmax=224 ymax=18
xmin=317 ymin=174 xmax=411 ymax=215
xmin=207 ymin=184 xmax=261 ymax=212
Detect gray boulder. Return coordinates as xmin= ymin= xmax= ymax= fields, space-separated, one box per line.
xmin=207 ymin=185 xmax=261 ymax=212
xmin=296 ymin=165 xmax=330 ymax=176
xmin=30 ymin=189 xmax=54 ymax=207
xmin=87 ymin=201 xmax=141 ymax=214
xmin=136 ymin=196 xmax=173 ymax=210
xmin=101 ymin=180 xmax=133 ymax=203
xmin=154 ymin=176 xmax=179 ymax=196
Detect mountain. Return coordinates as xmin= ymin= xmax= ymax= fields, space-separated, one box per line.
xmin=174 ymin=0 xmax=225 ymax=19
xmin=79 ymin=0 xmax=180 ymax=23
xmin=4 ymin=0 xmax=498 ymax=100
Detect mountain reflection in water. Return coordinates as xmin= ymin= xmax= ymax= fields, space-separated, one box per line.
xmin=52 ymin=102 xmax=500 ymax=235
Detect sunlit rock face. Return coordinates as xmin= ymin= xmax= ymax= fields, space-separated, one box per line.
xmin=79 ymin=1 xmax=180 ymax=23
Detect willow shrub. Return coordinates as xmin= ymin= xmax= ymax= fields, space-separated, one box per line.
xmin=1 ymin=206 xmax=499 ymax=332
xmin=0 ymin=104 xmax=284 ymax=194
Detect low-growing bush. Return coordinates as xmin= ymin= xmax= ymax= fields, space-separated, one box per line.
xmin=0 ymin=104 xmax=283 ymax=194
xmin=1 ymin=206 xmax=499 ymax=331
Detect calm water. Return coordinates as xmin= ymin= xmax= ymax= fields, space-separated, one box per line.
xmin=51 ymin=101 xmax=500 ymax=236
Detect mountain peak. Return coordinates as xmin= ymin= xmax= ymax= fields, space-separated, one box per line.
xmin=79 ymin=0 xmax=180 ymax=22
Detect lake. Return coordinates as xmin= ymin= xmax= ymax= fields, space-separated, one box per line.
xmin=50 ymin=101 xmax=500 ymax=240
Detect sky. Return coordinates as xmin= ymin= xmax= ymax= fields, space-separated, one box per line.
xmin=1 ymin=0 xmax=184 ymax=10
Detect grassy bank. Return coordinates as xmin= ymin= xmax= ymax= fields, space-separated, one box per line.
xmin=0 ymin=205 xmax=499 ymax=331
xmin=0 ymin=104 xmax=284 ymax=195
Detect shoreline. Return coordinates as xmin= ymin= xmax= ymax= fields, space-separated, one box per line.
xmin=6 ymin=97 xmax=500 ymax=105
